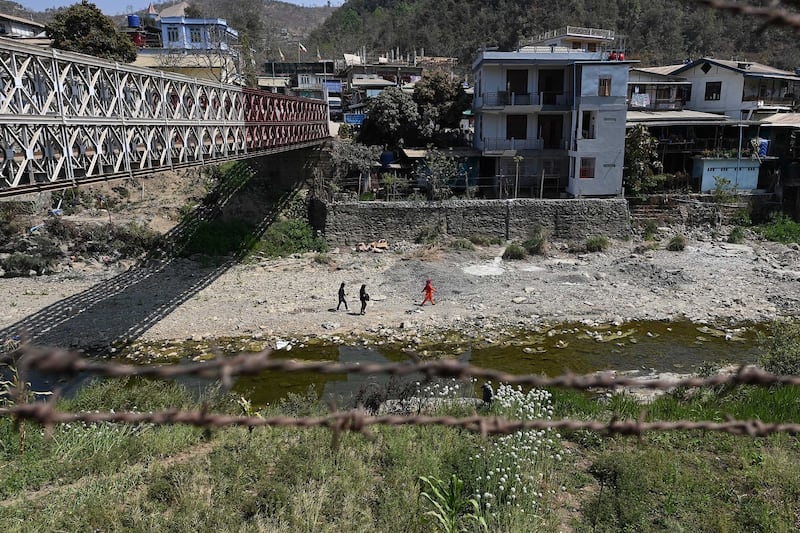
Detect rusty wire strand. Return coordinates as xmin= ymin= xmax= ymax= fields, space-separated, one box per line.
xmin=1 ymin=403 xmax=799 ymax=437
xmin=5 ymin=345 xmax=800 ymax=391
xmin=696 ymin=0 xmax=800 ymax=30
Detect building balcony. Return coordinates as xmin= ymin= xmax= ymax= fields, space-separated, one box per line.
xmin=479 ymin=137 xmax=571 ymax=152
xmin=475 ymin=91 xmax=573 ymax=109
xmin=627 ymin=98 xmax=684 ymax=111
xmin=741 ymin=95 xmax=796 ymax=108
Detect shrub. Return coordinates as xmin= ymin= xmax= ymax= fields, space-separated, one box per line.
xmin=468 ymin=234 xmax=504 ymax=246
xmin=502 ymin=243 xmax=526 ymax=260
xmin=758 ymin=320 xmax=800 ymax=375
xmin=522 ymin=224 xmax=549 ymax=255
xmin=732 ymin=209 xmax=752 ymax=227
xmin=416 ymin=224 xmax=444 ymax=245
xmin=667 ymin=234 xmax=687 ymax=251
xmin=255 ymin=219 xmax=328 ymax=258
xmin=758 ymin=212 xmax=800 ymax=244
xmin=727 ymin=226 xmax=746 ymax=244
xmin=643 ymin=220 xmax=659 ymax=241
xmin=585 ymin=236 xmax=610 ymax=252
xmin=181 ymin=219 xmax=255 ymax=257
xmin=448 ymin=238 xmax=475 ymax=251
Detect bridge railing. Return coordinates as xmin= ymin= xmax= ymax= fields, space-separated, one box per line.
xmin=0 ymin=37 xmax=329 ymax=194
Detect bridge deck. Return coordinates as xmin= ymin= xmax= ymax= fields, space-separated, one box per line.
xmin=0 ymin=38 xmax=330 ymax=196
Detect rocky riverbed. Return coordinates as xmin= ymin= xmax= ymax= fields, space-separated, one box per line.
xmin=2 ymin=225 xmax=799 ymax=357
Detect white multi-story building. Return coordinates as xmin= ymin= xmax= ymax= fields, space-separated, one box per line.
xmin=472 ymin=27 xmax=632 ymax=197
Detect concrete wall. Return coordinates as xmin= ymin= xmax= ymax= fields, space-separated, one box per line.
xmin=319 ymin=199 xmax=631 ymax=245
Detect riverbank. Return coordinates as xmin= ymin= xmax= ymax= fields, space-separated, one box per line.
xmin=2 ymin=226 xmax=799 ymax=354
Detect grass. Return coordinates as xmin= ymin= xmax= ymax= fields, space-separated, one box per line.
xmin=728 ymin=226 xmax=746 ymax=244
xmin=757 ymin=212 xmax=800 ymax=244
xmin=667 ymin=234 xmax=687 ymax=251
xmin=585 ymin=235 xmax=610 ymax=253
xmin=502 ymin=243 xmax=526 ymax=260
xmin=447 ymin=238 xmax=475 ymax=251
xmin=6 ymin=331 xmax=800 ymax=531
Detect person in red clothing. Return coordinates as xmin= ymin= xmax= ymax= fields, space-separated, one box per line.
xmin=421 ymin=279 xmax=436 ymax=306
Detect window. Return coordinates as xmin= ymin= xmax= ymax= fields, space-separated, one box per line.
xmin=506 ymin=115 xmax=527 ymax=140
xmin=166 ymin=26 xmax=179 ymax=43
xmin=598 ymin=77 xmax=611 ymax=97
xmin=704 ymin=81 xmax=721 ymax=101
xmin=581 ymin=110 xmax=596 ymax=139
xmin=189 ymin=27 xmax=202 ymax=43
xmin=579 ymin=157 xmax=595 ymax=179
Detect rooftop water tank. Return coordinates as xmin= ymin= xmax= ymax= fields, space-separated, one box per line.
xmin=127 ymin=14 xmax=141 ymax=28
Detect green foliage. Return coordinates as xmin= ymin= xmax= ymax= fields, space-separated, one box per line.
xmin=180 ymin=219 xmax=255 ymax=257
xmin=758 ymin=320 xmax=800 ymax=375
xmin=667 ymin=234 xmax=687 ymax=251
xmin=502 ymin=243 xmax=526 ymax=260
xmin=468 ymin=234 xmax=504 ymax=246
xmin=643 ymin=219 xmax=659 ymax=241
xmin=585 ymin=235 xmax=611 ymax=253
xmin=728 ymin=226 xmax=746 ymax=244
xmin=415 ymin=223 xmax=444 ymax=244
xmin=447 ymin=238 xmax=475 ymax=251
xmin=358 ymin=87 xmax=420 ymax=147
xmin=413 ymin=70 xmax=472 ymax=137
xmin=419 ymin=474 xmax=486 ymax=533
xmin=711 ymin=175 xmax=737 ymax=204
xmin=417 ymin=147 xmax=458 ymax=201
xmin=757 ymin=212 xmax=800 ymax=244
xmin=45 ymin=1 xmax=137 ymax=62
xmin=623 ymin=125 xmax=663 ymax=195
xmin=732 ymin=208 xmax=752 ymax=227
xmin=254 ymin=219 xmax=328 ymax=258
xmin=522 ymin=224 xmax=549 ymax=255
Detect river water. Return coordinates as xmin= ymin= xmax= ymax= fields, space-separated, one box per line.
xmin=231 ymin=320 xmax=764 ymax=406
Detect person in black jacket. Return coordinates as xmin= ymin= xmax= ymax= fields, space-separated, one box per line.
xmin=359 ymin=284 xmax=369 ymax=315
xmin=336 ymin=282 xmax=348 ymax=311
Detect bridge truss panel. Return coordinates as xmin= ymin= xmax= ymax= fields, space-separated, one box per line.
xmin=0 ymin=38 xmax=329 ymax=195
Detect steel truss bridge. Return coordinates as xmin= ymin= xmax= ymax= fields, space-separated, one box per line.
xmin=0 ymin=38 xmax=330 ymax=197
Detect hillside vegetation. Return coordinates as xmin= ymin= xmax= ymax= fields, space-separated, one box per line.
xmin=309 ymin=0 xmax=800 ymax=71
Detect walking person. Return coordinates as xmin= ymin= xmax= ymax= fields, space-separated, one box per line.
xmin=421 ymin=278 xmax=436 ymax=306
xmin=359 ymin=284 xmax=369 ymax=315
xmin=336 ymin=282 xmax=348 ymax=311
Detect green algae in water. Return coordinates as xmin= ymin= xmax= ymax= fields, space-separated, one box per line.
xmin=95 ymin=320 xmax=765 ymax=406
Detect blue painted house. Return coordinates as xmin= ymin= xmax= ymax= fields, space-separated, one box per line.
xmin=159 ymin=16 xmax=239 ymax=52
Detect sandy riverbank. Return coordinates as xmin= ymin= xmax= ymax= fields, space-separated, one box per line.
xmin=2 ymin=228 xmax=799 ymax=352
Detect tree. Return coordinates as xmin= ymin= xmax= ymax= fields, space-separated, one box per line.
xmin=413 ymin=70 xmax=471 ymax=139
xmin=624 ymin=124 xmax=663 ymax=195
xmin=45 ymin=1 xmax=137 ymax=63
xmin=358 ymin=87 xmax=420 ymax=148
xmin=417 ymin=147 xmax=458 ymax=201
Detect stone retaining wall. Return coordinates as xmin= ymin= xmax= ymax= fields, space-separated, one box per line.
xmin=317 ymin=199 xmax=631 ymax=245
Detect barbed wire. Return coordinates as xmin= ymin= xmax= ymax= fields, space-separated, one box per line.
xmin=1 ymin=402 xmax=798 ymax=438
xmin=4 ymin=344 xmax=800 ymax=391
xmin=697 ymin=0 xmax=800 ymax=31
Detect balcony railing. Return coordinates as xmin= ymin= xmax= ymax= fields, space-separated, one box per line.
xmin=480 ymin=92 xmax=535 ymax=107
xmin=530 ymin=26 xmax=615 ymax=43
xmin=627 ymin=99 xmax=684 ymax=111
xmin=481 ymin=138 xmax=544 ymax=151
xmin=742 ymin=95 xmax=796 ymax=106
xmin=477 ymin=92 xmax=573 ymax=107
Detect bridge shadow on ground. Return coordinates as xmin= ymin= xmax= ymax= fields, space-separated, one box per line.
xmin=0 ymin=150 xmax=321 ymax=352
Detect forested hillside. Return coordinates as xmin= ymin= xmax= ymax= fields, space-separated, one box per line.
xmin=309 ymin=0 xmax=800 ymax=71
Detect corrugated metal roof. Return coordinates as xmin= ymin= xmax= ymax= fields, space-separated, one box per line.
xmin=635 ymin=65 xmax=686 ymax=76
xmin=627 ymin=109 xmax=730 ymax=122
xmin=759 ymin=113 xmax=800 ymax=127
